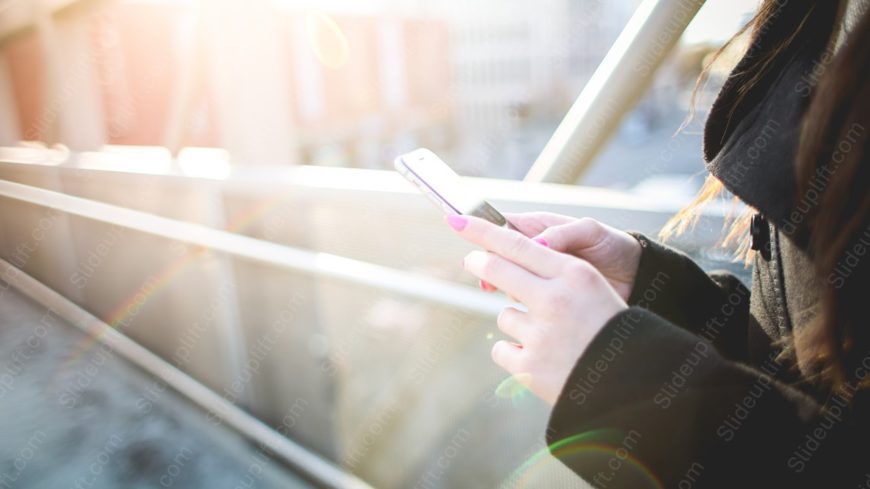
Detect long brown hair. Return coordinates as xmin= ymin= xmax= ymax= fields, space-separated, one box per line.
xmin=666 ymin=0 xmax=870 ymax=395
xmin=794 ymin=6 xmax=870 ymax=395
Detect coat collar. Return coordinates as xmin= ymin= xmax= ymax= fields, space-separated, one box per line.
xmin=703 ymin=0 xmax=840 ymax=233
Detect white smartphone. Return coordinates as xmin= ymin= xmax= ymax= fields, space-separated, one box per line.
xmin=395 ymin=148 xmax=514 ymax=229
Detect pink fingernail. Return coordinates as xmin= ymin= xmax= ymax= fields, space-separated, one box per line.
xmin=479 ymin=280 xmax=497 ymax=292
xmin=533 ymin=237 xmax=549 ymax=247
xmin=446 ymin=215 xmax=468 ymax=231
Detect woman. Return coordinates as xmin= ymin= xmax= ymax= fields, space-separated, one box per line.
xmin=448 ymin=0 xmax=868 ymax=487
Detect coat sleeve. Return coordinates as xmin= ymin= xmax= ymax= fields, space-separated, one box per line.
xmin=625 ymin=233 xmax=752 ymax=362
xmin=546 ymin=312 xmax=863 ymax=488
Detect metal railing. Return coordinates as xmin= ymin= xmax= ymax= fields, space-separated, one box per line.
xmin=0 ymin=179 xmax=509 ymax=317
xmin=0 ymin=173 xmax=526 ymax=488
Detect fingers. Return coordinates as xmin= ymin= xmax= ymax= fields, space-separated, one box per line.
xmin=464 ymin=251 xmax=546 ymax=305
xmin=502 ymin=212 xmax=575 ymax=238
xmin=479 ymin=280 xmax=520 ymax=303
xmin=496 ymin=307 xmax=529 ymax=342
xmin=449 ymin=215 xmax=565 ymax=278
xmin=534 ymin=217 xmax=606 ymax=255
xmin=491 ymin=340 xmax=523 ymax=374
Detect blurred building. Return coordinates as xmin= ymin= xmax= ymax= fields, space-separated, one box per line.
xmin=0 ymin=0 xmax=641 ymax=178
xmin=0 ymin=1 xmax=453 ymax=166
xmin=437 ymin=0 xmax=641 ymax=177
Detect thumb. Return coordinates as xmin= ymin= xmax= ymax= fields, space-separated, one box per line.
xmin=533 ymin=218 xmax=606 ymax=255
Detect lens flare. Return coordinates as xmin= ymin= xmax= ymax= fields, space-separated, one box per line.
xmin=495 ymin=373 xmax=533 ymax=406
xmin=306 ymin=12 xmax=349 ymax=70
xmin=508 ymin=429 xmax=663 ymax=489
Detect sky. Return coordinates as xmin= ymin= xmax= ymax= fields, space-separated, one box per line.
xmin=683 ymin=0 xmax=760 ymax=44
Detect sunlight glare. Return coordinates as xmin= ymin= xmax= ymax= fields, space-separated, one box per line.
xmin=177 ymin=147 xmax=232 ymax=180
xmin=306 ymin=12 xmax=350 ymax=70
xmin=78 ymin=146 xmax=172 ymax=174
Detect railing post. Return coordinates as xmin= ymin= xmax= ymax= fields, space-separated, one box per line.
xmin=34 ymin=0 xmax=106 ymax=150
xmin=524 ymin=0 xmax=705 ymax=184
xmin=0 ymin=51 xmax=19 ymax=144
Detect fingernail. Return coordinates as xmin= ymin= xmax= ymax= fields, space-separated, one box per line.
xmin=479 ymin=280 xmax=497 ymax=292
xmin=533 ymin=237 xmax=549 ymax=247
xmin=446 ymin=215 xmax=468 ymax=231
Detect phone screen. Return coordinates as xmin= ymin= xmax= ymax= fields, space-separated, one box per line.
xmin=395 ymin=148 xmax=510 ymax=228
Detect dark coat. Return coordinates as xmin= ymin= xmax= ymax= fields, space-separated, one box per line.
xmin=546 ymin=2 xmax=869 ymax=487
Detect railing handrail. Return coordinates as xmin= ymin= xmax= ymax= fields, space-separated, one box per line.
xmin=0 ymin=178 xmax=510 ymax=317
xmin=0 ymin=151 xmax=737 ymax=218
